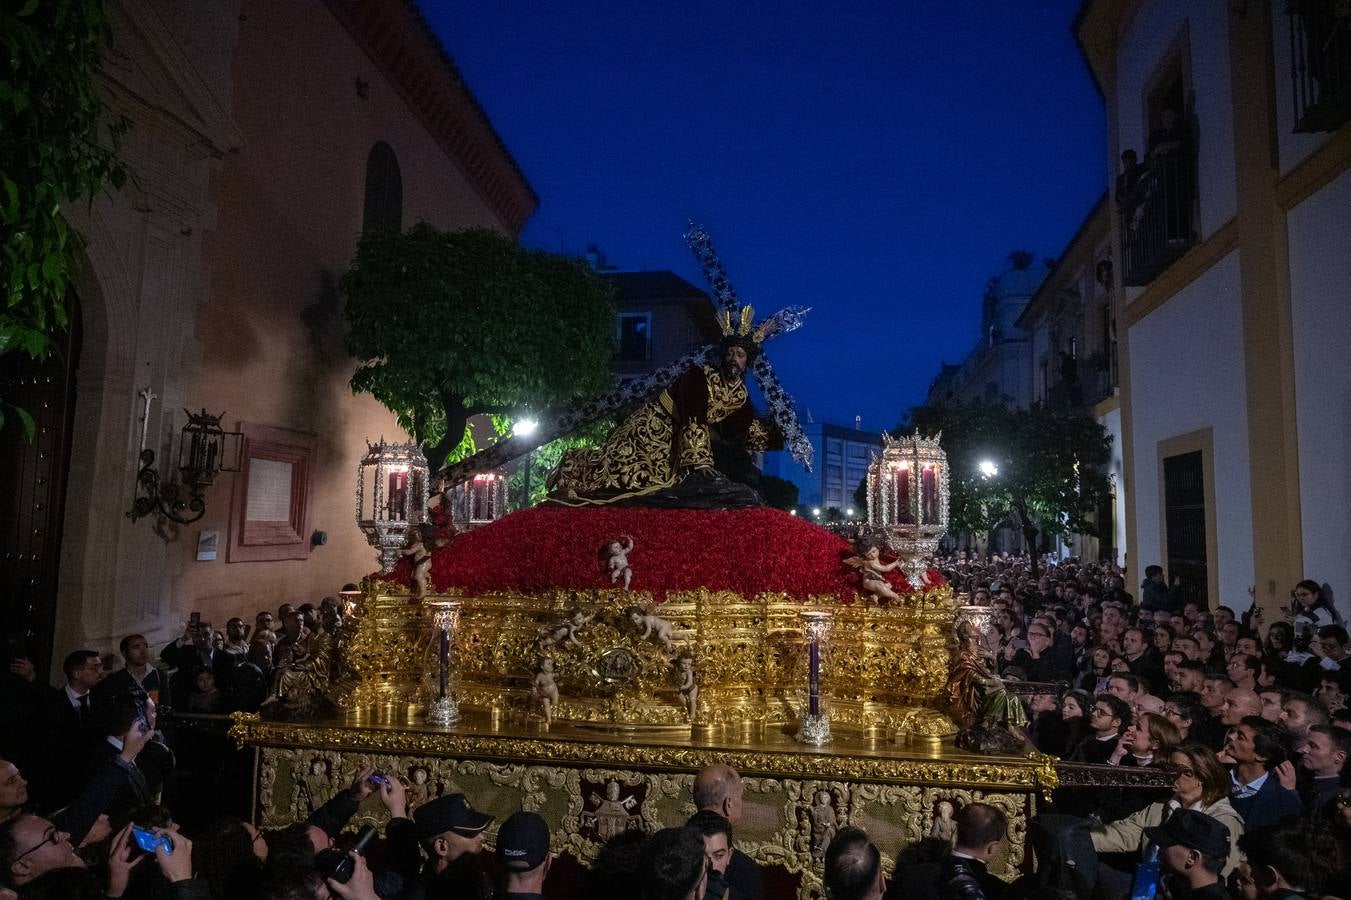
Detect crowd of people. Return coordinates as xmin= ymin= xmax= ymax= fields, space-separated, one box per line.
xmin=930 ymin=552 xmax=1350 ymax=898
xmin=3 ymin=560 xmax=1351 ymax=899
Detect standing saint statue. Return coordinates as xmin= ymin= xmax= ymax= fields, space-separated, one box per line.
xmin=948 ymin=617 xmax=1031 ymax=754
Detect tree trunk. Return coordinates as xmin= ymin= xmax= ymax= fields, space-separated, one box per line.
xmin=1014 ymin=499 xmax=1041 ymax=577
xmin=425 ymin=393 xmax=470 ymax=475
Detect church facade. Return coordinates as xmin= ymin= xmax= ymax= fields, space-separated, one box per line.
xmin=1 ymin=0 xmax=535 ymax=676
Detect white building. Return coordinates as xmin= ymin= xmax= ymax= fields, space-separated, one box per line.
xmin=1076 ymin=0 xmax=1351 ymax=615
xmin=1015 ymin=197 xmax=1126 ymax=565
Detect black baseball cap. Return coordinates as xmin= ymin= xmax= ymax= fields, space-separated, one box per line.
xmin=496 ymin=810 xmax=550 ymax=871
xmin=1143 ymin=810 xmax=1229 ymax=859
xmin=412 ymin=793 xmax=494 ymax=839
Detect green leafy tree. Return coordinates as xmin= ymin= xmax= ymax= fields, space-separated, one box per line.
xmin=507 ymin=419 xmax=612 ymax=508
xmin=910 ymin=402 xmax=1112 ymax=575
xmin=758 ymin=474 xmax=798 ymax=512
xmin=1 ymin=0 xmax=128 ymax=436
xmin=852 ymin=474 xmax=868 ymax=515
xmin=342 ymin=225 xmax=616 ymax=472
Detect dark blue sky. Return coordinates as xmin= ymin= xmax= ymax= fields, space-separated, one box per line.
xmin=425 ymin=2 xmax=1105 ymax=431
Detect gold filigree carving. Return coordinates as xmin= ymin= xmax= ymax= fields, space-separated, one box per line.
xmin=252 ymin=744 xmax=1032 ymax=898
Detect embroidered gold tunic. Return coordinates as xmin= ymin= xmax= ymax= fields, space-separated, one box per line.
xmin=548 ymin=364 xmax=771 ymax=506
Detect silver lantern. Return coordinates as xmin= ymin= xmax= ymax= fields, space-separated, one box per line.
xmin=356 ymin=438 xmax=430 ymax=572
xmin=865 ymin=432 xmax=949 ymax=584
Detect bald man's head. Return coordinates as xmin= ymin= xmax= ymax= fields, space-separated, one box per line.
xmin=693 ymin=765 xmax=744 ymax=825
xmin=1221 ymin=689 xmax=1262 ymax=726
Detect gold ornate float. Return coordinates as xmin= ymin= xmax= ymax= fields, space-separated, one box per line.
xmin=341 ymin=579 xmax=959 ymax=738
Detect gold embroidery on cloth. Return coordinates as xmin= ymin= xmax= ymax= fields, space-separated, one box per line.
xmin=678 ymin=422 xmax=712 ymax=468
xmin=550 ymin=366 xmax=750 ymax=504
xmin=746 ymin=420 xmax=770 ymax=452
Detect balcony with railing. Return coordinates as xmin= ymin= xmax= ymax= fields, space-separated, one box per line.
xmin=1120 ymin=153 xmax=1197 ymax=287
xmin=1045 ymin=350 xmax=1117 ymax=412
xmin=1289 ymin=1 xmax=1351 ymax=133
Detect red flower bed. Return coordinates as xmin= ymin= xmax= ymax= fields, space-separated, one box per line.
xmin=375 ymin=506 xmax=942 ymax=603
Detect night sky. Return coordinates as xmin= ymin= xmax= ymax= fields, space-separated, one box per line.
xmin=424 ymin=3 xmax=1106 ymax=431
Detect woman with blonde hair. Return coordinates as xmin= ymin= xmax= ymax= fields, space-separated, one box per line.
xmin=1092 ymin=743 xmax=1243 ymax=876
xmin=1108 ymin=711 xmax=1181 ymax=767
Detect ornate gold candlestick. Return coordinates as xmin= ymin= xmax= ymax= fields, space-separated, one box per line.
xmin=796 ymin=610 xmax=833 ymax=746
xmin=426 ymin=600 xmax=462 ymax=725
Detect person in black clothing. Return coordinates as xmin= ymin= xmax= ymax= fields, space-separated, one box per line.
xmin=640 ymin=827 xmax=708 ymax=900
xmin=937 ymin=803 xmax=1007 ymax=900
xmin=495 ymin=810 xmax=550 ymax=900
xmin=1114 ymin=149 xmax=1146 ymax=211
xmin=1298 ymin=724 xmax=1350 ymax=816
xmin=1140 ymin=565 xmax=1182 ymax=614
xmin=693 ymin=765 xmax=763 ymax=900
xmin=32 ymin=651 xmax=105 ymax=811
xmin=96 ymin=635 xmax=171 ymax=711
xmin=1023 ymin=623 xmax=1072 ymax=683
xmin=823 ymin=826 xmax=883 ymax=900
xmin=1072 ymin=694 xmax=1130 ymax=764
xmin=398 ymin=791 xmax=495 ymax=900
xmin=687 ymin=810 xmax=744 ymax=900
xmin=91 ymin=690 xmax=175 ymax=824
xmin=1145 ymin=809 xmax=1231 ymax=900
xmin=161 ymin=623 xmax=234 ymax=706
xmin=1237 ymin=816 xmax=1345 ymax=899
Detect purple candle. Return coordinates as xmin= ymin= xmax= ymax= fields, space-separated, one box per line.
xmin=438 ymin=628 xmax=449 ymax=700
xmin=808 ymin=637 xmax=821 ymax=717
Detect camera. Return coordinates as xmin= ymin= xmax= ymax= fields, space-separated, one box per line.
xmin=315 ymin=825 xmax=376 ymax=884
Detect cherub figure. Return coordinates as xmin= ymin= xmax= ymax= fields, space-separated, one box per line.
xmin=842 ymin=542 xmax=903 ymax=604
xmin=808 ymin=790 xmax=838 ymax=862
xmin=600 ymin=535 xmax=635 ymax=590
xmin=534 ymin=658 xmax=560 ymax=724
xmin=538 ymin=609 xmax=595 ymax=649
xmin=675 ymin=651 xmax=698 ymax=720
xmin=930 ymin=800 xmax=956 ymax=842
xmin=401 ymin=523 xmax=448 ymax=598
xmin=626 ymin=606 xmax=675 ymax=651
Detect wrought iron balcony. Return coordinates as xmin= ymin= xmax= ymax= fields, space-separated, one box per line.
xmin=1119 ymin=154 xmax=1197 ymax=287
xmin=1289 ymin=1 xmax=1351 ymax=133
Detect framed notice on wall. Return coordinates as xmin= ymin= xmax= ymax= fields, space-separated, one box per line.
xmin=196 ymin=530 xmax=219 ymax=561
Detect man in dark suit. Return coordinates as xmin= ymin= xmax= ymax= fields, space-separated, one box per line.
xmin=95 ymin=634 xmax=171 ymax=711
xmin=90 ymin=690 xmax=173 ymax=823
xmin=937 ymin=803 xmax=1008 ymax=900
xmin=1225 ymin=716 xmax=1303 ymax=831
xmin=694 ymin=764 xmax=763 ymax=900
xmin=161 ymin=621 xmax=232 ymax=705
xmin=32 ymin=650 xmax=105 ymax=810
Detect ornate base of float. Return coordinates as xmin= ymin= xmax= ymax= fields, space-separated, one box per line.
xmin=340 ymin=585 xmax=960 ymax=740
xmin=231 ymin=710 xmax=1056 ymax=899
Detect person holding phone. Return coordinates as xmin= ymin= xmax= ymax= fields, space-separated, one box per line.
xmin=161 ymin=618 xmax=231 ymax=707
xmin=96 ymin=690 xmax=174 ymax=822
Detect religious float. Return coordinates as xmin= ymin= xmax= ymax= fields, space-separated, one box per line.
xmin=228 ymin=226 xmax=1131 ymax=898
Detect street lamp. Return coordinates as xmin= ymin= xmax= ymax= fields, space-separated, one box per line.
xmin=812 ymin=507 xmax=822 ymax=518
xmin=978 ymin=460 xmax=999 ymax=479
xmin=846 ymin=508 xmax=855 ymax=518
xmin=513 ymin=418 xmax=539 ymax=509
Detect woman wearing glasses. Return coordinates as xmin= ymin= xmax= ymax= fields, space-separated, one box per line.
xmin=1090 ymin=743 xmax=1243 ymax=878
xmin=1293 ymin=579 xmax=1340 ymax=642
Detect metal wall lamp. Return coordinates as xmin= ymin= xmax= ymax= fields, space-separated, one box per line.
xmin=127 ymin=386 xmax=242 ymax=525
